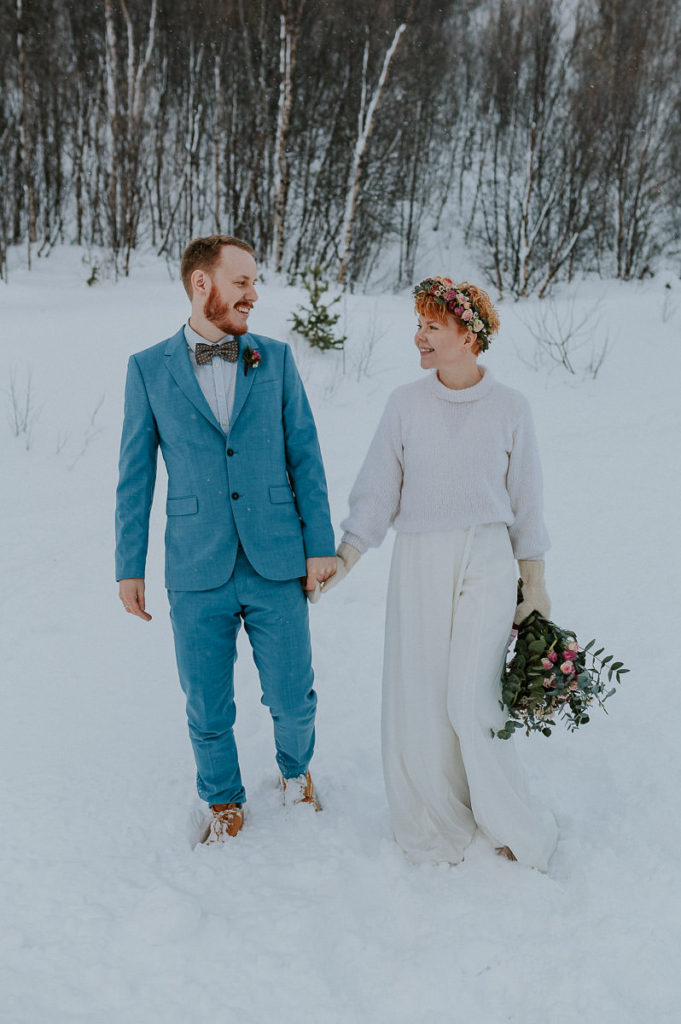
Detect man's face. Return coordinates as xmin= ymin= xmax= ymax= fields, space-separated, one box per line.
xmin=200 ymin=246 xmax=258 ymax=336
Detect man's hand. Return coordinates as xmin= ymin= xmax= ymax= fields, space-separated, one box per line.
xmin=119 ymin=578 xmax=152 ymax=621
xmin=303 ymin=556 xmax=337 ymax=594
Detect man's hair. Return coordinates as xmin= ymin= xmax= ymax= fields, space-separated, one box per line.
xmin=180 ymin=235 xmax=256 ymax=298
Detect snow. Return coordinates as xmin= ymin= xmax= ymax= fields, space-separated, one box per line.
xmin=1 ymin=247 xmax=680 ymax=1023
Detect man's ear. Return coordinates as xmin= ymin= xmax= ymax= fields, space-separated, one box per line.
xmin=191 ymin=268 xmax=209 ymax=298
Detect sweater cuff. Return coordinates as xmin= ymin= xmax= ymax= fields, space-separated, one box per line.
xmin=340 ymin=531 xmax=368 ymax=554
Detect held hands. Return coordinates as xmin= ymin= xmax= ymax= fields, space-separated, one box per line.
xmin=514 ymin=559 xmax=550 ymax=626
xmin=306 ymin=542 xmax=361 ymax=603
xmin=119 ymin=578 xmax=152 ymax=621
xmin=303 ymin=556 xmax=338 ymax=597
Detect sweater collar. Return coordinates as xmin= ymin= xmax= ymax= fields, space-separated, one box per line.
xmin=426 ymin=365 xmax=494 ymax=403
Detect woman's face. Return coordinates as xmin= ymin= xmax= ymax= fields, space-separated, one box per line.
xmin=414 ymin=312 xmax=471 ymax=370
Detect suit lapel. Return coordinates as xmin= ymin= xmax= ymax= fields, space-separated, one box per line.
xmin=163 ymin=327 xmax=223 ymax=433
xmin=228 ymin=334 xmax=257 ymax=434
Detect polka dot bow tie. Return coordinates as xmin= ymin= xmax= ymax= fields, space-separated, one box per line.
xmin=195 ymin=339 xmax=239 ymax=365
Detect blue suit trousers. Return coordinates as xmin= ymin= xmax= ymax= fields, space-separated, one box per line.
xmin=168 ymin=547 xmax=316 ymax=806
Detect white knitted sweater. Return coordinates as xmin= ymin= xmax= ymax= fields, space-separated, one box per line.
xmin=341 ymin=367 xmax=550 ymax=560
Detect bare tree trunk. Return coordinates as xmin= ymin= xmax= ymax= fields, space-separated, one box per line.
xmin=213 ymin=55 xmax=223 ymax=231
xmin=272 ymin=0 xmax=304 ymax=272
xmin=16 ymin=0 xmax=37 ymax=267
xmin=337 ymin=13 xmax=410 ymax=286
xmin=0 ymin=121 xmax=11 ymax=279
xmin=186 ymin=44 xmax=205 ymax=243
xmin=73 ymin=94 xmax=88 ymax=247
xmin=103 ymin=0 xmax=120 ymax=266
xmin=119 ymin=0 xmax=158 ymax=274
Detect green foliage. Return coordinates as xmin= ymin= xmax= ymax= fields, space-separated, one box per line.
xmin=492 ymin=610 xmax=629 ymax=740
xmin=290 ymin=265 xmax=346 ymax=352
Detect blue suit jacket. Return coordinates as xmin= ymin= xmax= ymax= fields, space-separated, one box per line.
xmin=115 ymin=327 xmax=335 ymax=590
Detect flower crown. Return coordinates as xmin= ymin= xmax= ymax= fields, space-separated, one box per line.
xmin=413 ymin=277 xmax=493 ymax=352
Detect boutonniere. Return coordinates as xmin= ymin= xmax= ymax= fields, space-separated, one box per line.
xmin=243 ymin=346 xmax=262 ymax=376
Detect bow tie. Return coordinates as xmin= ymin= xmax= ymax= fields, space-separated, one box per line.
xmin=195 ymin=339 xmax=239 ymax=365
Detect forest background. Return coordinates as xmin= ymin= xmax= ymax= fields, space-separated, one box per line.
xmin=2 ymin=0 xmax=680 ymax=297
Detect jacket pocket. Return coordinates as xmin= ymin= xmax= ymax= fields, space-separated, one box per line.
xmin=166 ymin=495 xmax=198 ymax=516
xmin=269 ymin=485 xmax=295 ymax=504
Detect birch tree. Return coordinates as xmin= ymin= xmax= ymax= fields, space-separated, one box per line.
xmin=103 ymin=0 xmax=158 ymax=272
xmin=337 ymin=9 xmax=412 ymax=285
xmin=103 ymin=0 xmax=120 ymax=260
xmin=16 ymin=0 xmax=36 ymax=266
xmin=119 ymin=0 xmax=158 ymax=272
xmin=272 ymin=0 xmax=305 ymax=272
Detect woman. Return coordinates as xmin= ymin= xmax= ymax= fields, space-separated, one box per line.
xmin=324 ymin=277 xmax=557 ymax=870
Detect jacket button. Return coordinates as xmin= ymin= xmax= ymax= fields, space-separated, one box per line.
xmin=232 ymin=492 xmax=239 ymax=500
xmin=227 ymin=448 xmax=234 ymax=456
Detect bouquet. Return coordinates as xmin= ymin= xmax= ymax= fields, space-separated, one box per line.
xmin=494 ymin=610 xmax=629 ymax=739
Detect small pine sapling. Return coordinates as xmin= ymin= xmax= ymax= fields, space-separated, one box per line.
xmin=290 ymin=265 xmax=346 ymax=351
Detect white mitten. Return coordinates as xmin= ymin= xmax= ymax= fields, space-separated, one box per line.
xmin=514 ymin=559 xmax=551 ymax=624
xmin=306 ymin=542 xmax=361 ymax=603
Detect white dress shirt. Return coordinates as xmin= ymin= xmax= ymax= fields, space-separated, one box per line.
xmin=184 ymin=322 xmax=238 ymax=433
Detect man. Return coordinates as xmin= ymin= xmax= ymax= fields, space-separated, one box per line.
xmin=115 ymin=235 xmax=336 ymax=844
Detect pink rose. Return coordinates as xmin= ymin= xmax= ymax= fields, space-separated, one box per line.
xmin=547 ymin=652 xmax=558 ymax=663
xmin=560 ymin=662 xmax=574 ymax=675
xmin=562 ymin=649 xmax=578 ymax=661
xmin=541 ymin=657 xmax=553 ymax=670
xmin=461 ymin=308 xmax=473 ymax=322
xmin=445 ymin=290 xmax=457 ymax=301
xmin=567 ymin=640 xmax=579 ymax=652
xmin=453 ymin=305 xmax=464 ymax=317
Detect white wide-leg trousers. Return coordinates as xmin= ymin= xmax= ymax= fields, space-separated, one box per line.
xmin=382 ymin=524 xmax=557 ymax=870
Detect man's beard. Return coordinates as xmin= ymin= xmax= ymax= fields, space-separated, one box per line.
xmin=204 ymin=283 xmax=249 ymax=336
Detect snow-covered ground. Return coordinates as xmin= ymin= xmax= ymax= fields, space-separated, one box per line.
xmin=1 ymin=246 xmax=680 ymax=1023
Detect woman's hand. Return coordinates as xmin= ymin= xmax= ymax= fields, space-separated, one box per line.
xmin=514 ymin=559 xmax=550 ymax=625
xmin=306 ymin=543 xmax=361 ymax=603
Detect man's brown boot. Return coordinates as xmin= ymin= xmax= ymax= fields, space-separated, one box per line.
xmin=203 ymin=802 xmax=244 ymax=844
xmin=495 ymin=845 xmax=517 ymax=861
xmin=281 ymin=771 xmax=320 ymax=811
